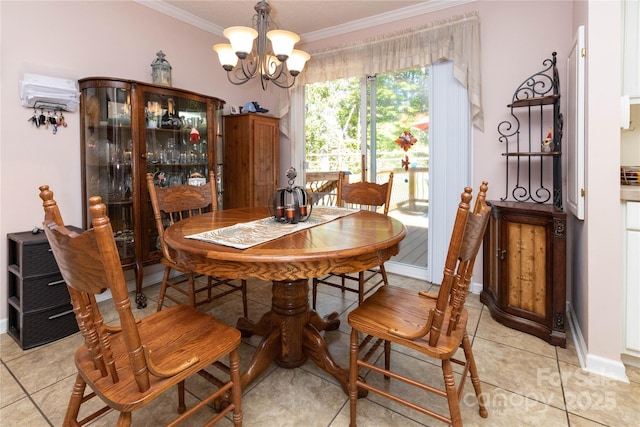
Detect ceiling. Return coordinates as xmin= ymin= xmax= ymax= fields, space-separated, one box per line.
xmin=138 ymin=1 xmax=469 ymax=42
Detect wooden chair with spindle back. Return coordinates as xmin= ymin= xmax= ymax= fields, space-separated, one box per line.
xmin=312 ymin=170 xmax=394 ymax=310
xmin=147 ymin=171 xmax=248 ymax=315
xmin=39 ymin=185 xmax=242 ymax=426
xmin=347 ymin=181 xmax=491 ymax=427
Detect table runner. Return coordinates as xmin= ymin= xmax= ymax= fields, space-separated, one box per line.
xmin=185 ymin=206 xmax=359 ymax=249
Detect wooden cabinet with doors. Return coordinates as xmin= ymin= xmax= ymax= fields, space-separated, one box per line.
xmin=222 ymin=113 xmax=280 ymax=208
xmin=481 ymin=201 xmax=567 ymax=346
xmin=79 ymin=77 xmax=224 ymax=307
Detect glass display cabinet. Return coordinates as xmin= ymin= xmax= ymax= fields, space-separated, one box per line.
xmin=79 ymin=77 xmax=224 ymax=307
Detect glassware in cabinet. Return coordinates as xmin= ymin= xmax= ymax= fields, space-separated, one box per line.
xmin=80 ymin=82 xmax=134 ymax=262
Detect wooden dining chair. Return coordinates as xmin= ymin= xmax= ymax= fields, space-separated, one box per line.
xmin=147 ymin=171 xmax=248 ymax=315
xmin=38 ymin=185 xmax=242 ymax=427
xmin=312 ymin=171 xmax=394 ymax=309
xmin=348 ymin=182 xmax=491 ymax=427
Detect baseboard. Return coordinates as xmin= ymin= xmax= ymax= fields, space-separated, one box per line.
xmin=469 ymin=280 xmax=482 ymax=294
xmin=0 ymin=266 xmax=167 ymax=335
xmin=566 ymin=301 xmax=630 ymax=383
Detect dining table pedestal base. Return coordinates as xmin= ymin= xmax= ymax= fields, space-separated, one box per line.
xmin=236 ymin=279 xmax=367 ymax=398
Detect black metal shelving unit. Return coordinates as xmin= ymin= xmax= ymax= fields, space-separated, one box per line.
xmin=498 ymin=52 xmax=564 ymax=208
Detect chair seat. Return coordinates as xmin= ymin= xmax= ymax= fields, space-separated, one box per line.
xmin=348 ymin=285 xmax=468 ymax=360
xmin=75 ymin=305 xmax=240 ymax=411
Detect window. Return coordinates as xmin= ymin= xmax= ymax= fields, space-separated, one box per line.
xmin=305 ymin=68 xmax=430 ymax=277
xmin=302 ymin=61 xmax=471 ymax=282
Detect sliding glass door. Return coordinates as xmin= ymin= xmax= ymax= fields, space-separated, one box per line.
xmin=304 ymin=68 xmax=430 ymax=277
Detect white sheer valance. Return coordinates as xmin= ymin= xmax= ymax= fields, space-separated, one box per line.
xmin=297 ymin=12 xmax=483 ymax=130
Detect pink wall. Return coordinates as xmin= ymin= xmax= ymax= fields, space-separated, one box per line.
xmin=302 ymin=1 xmax=573 ymax=208
xmin=0 ymin=0 xmax=267 ymax=320
xmin=0 ymin=1 xmax=628 ymax=373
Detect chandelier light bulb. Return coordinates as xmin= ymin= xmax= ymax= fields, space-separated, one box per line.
xmin=286 ymin=50 xmax=311 ymax=75
xmin=213 ymin=44 xmax=239 ymax=70
xmin=267 ymin=30 xmax=299 ymax=61
xmin=224 ymin=26 xmax=258 ymax=59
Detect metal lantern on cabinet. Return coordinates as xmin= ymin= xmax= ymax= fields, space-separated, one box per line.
xmin=151 ymin=51 xmax=172 ymax=86
xmin=272 ymin=167 xmax=312 ymax=224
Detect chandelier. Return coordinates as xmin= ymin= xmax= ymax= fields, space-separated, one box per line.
xmin=213 ymin=0 xmax=310 ymax=90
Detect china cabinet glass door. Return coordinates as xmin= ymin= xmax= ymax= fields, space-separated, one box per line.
xmin=81 ymin=82 xmax=134 ymax=262
xmin=140 ymin=91 xmax=213 ymax=259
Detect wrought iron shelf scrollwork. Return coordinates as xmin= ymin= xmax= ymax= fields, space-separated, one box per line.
xmin=499 ymin=52 xmax=564 ymax=208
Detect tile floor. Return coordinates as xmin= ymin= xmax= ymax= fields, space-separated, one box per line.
xmin=1 ymin=274 xmax=639 ymax=426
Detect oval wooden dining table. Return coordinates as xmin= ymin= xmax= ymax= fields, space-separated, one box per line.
xmin=163 ymin=206 xmax=406 ymax=396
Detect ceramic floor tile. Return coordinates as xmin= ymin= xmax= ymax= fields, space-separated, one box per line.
xmin=476 ymin=310 xmax=557 ymax=359
xmin=313 ymin=276 xmax=361 ymax=304
xmin=330 ymin=396 xmax=425 ymax=427
xmin=465 ymin=291 xmax=485 ymax=310
xmin=353 ymin=369 xmax=570 ymax=426
xmin=0 ymin=396 xmax=50 ymax=427
xmin=359 ymin=348 xmax=470 ymax=425
xmin=567 ymin=412 xmax=615 ymax=427
xmin=472 ymin=336 xmax=565 ymax=410
xmin=4 ymin=333 xmax=82 ymax=395
xmin=560 ymin=361 xmax=640 ymax=426
xmin=389 ymin=275 xmax=433 ymax=293
xmin=204 ymin=296 xmax=270 ymax=329
xmin=240 ymin=367 xmax=347 ymax=427
xmin=456 ymin=383 xmax=570 ymax=427
xmin=30 ymin=375 xmax=105 ymax=426
xmin=623 ymin=362 xmax=640 ymax=384
xmin=3 ymin=272 xmax=638 ymax=427
xmin=0 ymin=364 xmax=26 ymax=408
xmin=0 ymin=332 xmax=38 ymax=362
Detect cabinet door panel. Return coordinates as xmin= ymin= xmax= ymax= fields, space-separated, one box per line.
xmin=253 ymin=119 xmax=278 ymax=207
xmin=505 ymin=221 xmax=547 ymax=317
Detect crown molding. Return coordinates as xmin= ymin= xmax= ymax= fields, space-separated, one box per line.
xmin=135 ymin=0 xmax=475 ymax=41
xmin=134 ymin=0 xmax=225 ymax=35
xmin=302 ymin=0 xmax=476 ymax=42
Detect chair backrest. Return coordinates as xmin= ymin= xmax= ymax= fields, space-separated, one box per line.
xmin=337 ymin=171 xmax=393 ymax=216
xmin=39 ymin=186 xmax=151 ymax=393
xmin=428 ymin=181 xmax=491 ymax=346
xmin=147 ymin=170 xmax=217 ymax=264
xmin=306 ymin=171 xmax=344 ymax=206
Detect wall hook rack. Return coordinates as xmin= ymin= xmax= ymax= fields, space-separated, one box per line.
xmin=28 ymin=103 xmax=68 ymax=133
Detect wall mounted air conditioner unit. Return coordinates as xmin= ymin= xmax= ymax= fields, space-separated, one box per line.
xmin=19 ymin=73 xmax=80 ymax=112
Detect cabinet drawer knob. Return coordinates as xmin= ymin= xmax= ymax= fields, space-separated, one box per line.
xmin=48 ymin=279 xmax=66 ymax=286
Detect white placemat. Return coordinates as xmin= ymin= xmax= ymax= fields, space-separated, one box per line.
xmin=185 ymin=206 xmax=359 ymax=249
